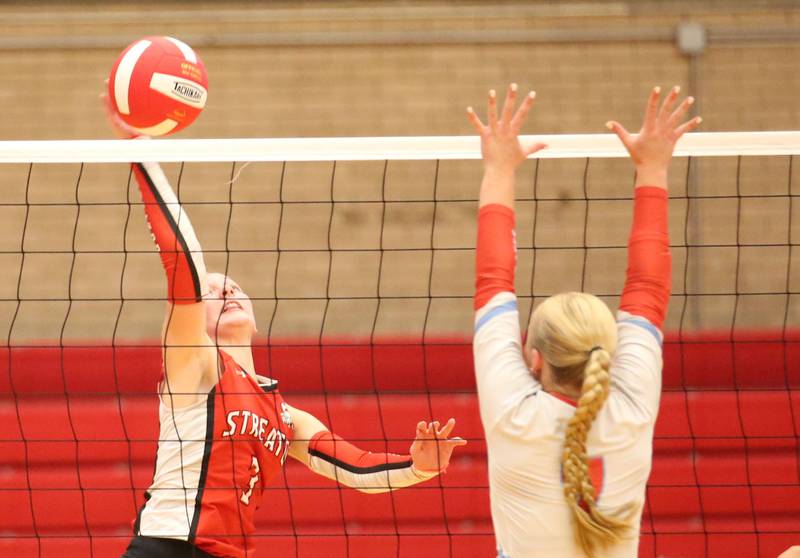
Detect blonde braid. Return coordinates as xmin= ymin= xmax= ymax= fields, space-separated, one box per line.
xmin=561 ymin=348 xmax=630 ymax=557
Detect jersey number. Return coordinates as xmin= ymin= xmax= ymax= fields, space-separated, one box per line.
xmin=241 ymin=455 xmax=261 ymax=505
xmin=589 ymin=457 xmax=605 ymax=501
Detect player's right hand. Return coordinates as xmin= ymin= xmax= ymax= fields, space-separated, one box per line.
xmin=100 ymin=80 xmax=144 ymax=140
xmin=605 ymin=85 xmax=701 ymax=188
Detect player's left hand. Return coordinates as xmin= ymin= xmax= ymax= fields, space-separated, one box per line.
xmin=466 ymin=83 xmax=547 ymax=173
xmin=410 ymin=418 xmax=467 ymax=473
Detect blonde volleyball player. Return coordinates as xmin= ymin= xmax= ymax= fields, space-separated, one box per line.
xmin=466 ymin=84 xmax=701 ymax=558
xmin=103 ymin=108 xmax=467 ymax=558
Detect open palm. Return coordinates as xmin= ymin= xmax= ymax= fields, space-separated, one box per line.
xmin=466 ymin=83 xmax=547 ymax=171
xmin=606 ymin=85 xmax=702 ymax=187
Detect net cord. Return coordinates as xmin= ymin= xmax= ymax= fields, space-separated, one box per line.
xmin=1 ymin=132 xmax=799 ymax=163
xmin=5 ymin=139 xmax=798 ymax=552
xmin=315 ymin=161 xmax=352 ymax=551
xmin=729 ymin=156 xmax=760 ymax=554
xmin=419 ymin=159 xmax=455 ymax=557
xmin=368 ymin=159 xmax=402 ymax=556
xmin=265 ymin=162 xmax=303 ymax=557
xmin=57 ymin=163 xmax=95 ymax=556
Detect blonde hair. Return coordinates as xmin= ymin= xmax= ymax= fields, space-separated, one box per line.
xmin=526 ymin=292 xmax=630 ymax=557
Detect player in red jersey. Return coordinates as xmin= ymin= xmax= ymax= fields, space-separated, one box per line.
xmin=467 ymin=85 xmax=700 ymax=557
xmin=103 ymin=107 xmax=467 ymax=558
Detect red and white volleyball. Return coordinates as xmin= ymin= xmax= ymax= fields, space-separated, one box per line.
xmin=108 ymin=36 xmax=208 ymax=136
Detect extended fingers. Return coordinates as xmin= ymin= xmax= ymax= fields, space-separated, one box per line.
xmin=415 ymin=420 xmax=437 ymax=439
xmin=673 ymin=115 xmax=703 ymax=138
xmin=473 ymin=84 xmax=536 ymax=135
xmin=466 ymin=106 xmax=486 ymax=135
xmin=658 ymin=85 xmax=681 ymax=123
xmin=510 ymin=90 xmax=536 ymax=132
xmin=436 ymin=418 xmax=456 ymax=438
xmin=668 ymin=95 xmax=695 ymax=127
xmin=605 ymin=120 xmax=633 ymax=151
xmin=643 ymin=86 xmax=661 ymax=129
xmin=100 ymin=91 xmax=114 ymax=111
xmin=416 ymin=418 xmax=467 ymax=444
xmin=487 ymin=89 xmax=498 ymax=132
xmin=524 ymin=141 xmax=548 ymax=157
xmin=500 ymin=83 xmax=518 ymax=126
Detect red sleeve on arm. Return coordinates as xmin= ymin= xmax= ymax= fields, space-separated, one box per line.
xmin=133 ymin=163 xmax=205 ymax=304
xmin=474 ymin=204 xmax=517 ymax=311
xmin=619 ymin=186 xmax=672 ymax=329
xmin=308 ymin=431 xmax=412 ymax=472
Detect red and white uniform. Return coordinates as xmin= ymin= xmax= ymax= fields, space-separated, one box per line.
xmin=473 ymin=188 xmax=671 ymax=558
xmin=131 ymin=161 xmax=294 ymax=557
xmin=135 ymin=350 xmax=294 ymax=558
xmin=129 ymin=160 xmax=435 ymax=558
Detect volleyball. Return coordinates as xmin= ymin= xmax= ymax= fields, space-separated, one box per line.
xmin=107 ymin=36 xmax=208 ymax=136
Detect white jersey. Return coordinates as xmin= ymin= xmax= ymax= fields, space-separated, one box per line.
xmin=474 ymin=292 xmax=663 ymax=558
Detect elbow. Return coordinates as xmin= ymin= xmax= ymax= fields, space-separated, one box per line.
xmin=474 ymin=273 xmax=515 ymax=311
xmin=619 ymin=289 xmax=670 ymax=329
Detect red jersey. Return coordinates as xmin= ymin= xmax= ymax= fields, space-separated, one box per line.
xmin=135 ymin=349 xmax=294 ymax=558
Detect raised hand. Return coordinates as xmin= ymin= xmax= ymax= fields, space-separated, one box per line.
xmin=606 ymin=85 xmax=702 ymax=188
xmin=410 ymin=418 xmax=467 ymax=473
xmin=100 ymin=79 xmax=142 ymax=139
xmin=467 ymin=83 xmax=547 ymax=173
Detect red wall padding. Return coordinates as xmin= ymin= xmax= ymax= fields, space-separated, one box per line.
xmin=2 ymin=330 xmax=799 ymax=396
xmin=1 ymin=333 xmax=798 ymax=557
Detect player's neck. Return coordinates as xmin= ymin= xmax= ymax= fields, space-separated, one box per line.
xmin=539 ymin=366 xmax=582 ymax=400
xmin=547 ymin=384 xmax=582 ymax=401
xmin=541 ymin=374 xmax=582 ymax=400
xmin=215 ymin=335 xmax=255 ymax=374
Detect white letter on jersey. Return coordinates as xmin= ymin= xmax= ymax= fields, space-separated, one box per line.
xmin=249 ymin=413 xmax=260 ymax=437
xmin=265 ymin=428 xmax=277 ymax=452
xmin=240 ymin=410 xmax=252 ymax=435
xmin=222 ymin=411 xmax=240 ymax=437
xmin=241 ymin=455 xmax=261 ymax=505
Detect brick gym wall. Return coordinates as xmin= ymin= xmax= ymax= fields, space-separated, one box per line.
xmin=0 ymin=1 xmax=798 ymax=340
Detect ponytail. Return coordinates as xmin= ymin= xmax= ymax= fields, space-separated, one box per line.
xmin=561 ymin=348 xmax=630 ymax=557
xmin=526 ymin=292 xmax=632 ymax=557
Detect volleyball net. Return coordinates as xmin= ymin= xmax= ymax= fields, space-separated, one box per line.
xmin=0 ymin=133 xmax=798 ymax=558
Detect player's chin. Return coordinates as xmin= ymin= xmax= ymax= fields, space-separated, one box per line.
xmin=213 ymin=312 xmax=257 ymax=337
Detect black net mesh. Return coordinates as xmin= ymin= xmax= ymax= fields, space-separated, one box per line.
xmin=0 ymin=153 xmax=798 ymax=558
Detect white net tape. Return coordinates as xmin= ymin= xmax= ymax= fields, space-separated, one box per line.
xmin=0 ymin=131 xmax=799 ymax=163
